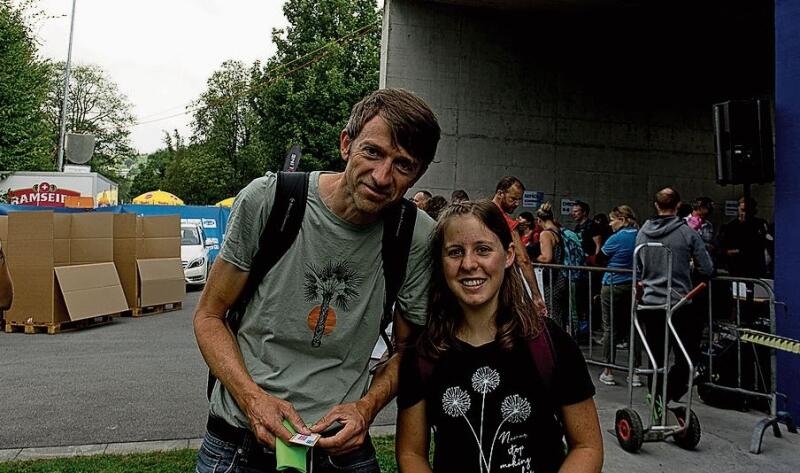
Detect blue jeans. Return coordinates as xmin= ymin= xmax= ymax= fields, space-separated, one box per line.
xmin=196 ymin=430 xmax=381 ymax=473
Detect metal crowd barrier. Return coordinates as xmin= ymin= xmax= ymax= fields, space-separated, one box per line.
xmin=533 ymin=262 xmax=632 ymax=372
xmin=531 ymin=262 xmax=796 ymax=454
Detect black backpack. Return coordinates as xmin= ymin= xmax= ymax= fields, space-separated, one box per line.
xmin=207 ymin=172 xmax=417 ymax=400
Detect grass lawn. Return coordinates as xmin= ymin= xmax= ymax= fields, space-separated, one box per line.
xmin=0 ymin=436 xmax=401 ymax=473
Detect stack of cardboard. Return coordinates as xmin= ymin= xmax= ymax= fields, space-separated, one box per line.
xmin=2 ymin=212 xmax=128 ymax=332
xmin=113 ymin=214 xmax=185 ymax=311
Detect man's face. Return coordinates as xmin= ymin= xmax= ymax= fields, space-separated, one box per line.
xmin=571 ymin=205 xmax=586 ymax=223
xmin=412 ymin=192 xmax=430 ymax=210
xmin=738 ymin=201 xmax=754 ymax=220
xmin=497 ymin=183 xmax=523 ymax=214
xmin=340 ymin=115 xmax=424 ymax=218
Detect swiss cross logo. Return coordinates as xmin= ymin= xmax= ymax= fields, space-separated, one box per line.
xmin=7 ymin=182 xmax=80 ymax=207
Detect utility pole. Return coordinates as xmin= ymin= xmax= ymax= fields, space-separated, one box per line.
xmin=56 ymin=0 xmax=78 ymax=172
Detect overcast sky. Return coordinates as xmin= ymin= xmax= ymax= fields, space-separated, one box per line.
xmin=29 ymin=0 xmax=288 ymax=154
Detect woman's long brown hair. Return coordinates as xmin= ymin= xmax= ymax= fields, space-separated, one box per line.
xmin=419 ymin=200 xmax=544 ymax=360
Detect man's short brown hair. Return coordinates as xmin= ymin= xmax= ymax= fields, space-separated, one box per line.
xmin=344 ymin=89 xmax=440 ymax=167
xmin=495 ymin=176 xmax=524 ymax=194
xmin=654 ymin=187 xmax=681 ymax=211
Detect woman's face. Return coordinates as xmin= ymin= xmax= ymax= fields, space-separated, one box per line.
xmin=441 ymin=215 xmax=515 ymax=315
xmin=610 ymin=215 xmax=625 ymax=232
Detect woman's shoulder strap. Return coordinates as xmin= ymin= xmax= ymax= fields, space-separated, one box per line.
xmin=527 ymin=324 xmax=556 ymax=392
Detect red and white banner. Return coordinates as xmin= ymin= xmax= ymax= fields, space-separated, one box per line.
xmin=7 ymin=182 xmax=80 ymax=207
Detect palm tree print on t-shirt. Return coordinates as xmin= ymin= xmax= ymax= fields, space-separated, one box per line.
xmin=303 ymin=260 xmax=362 ymax=347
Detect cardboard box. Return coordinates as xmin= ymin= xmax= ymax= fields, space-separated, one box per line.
xmin=0 ymin=215 xmax=8 ymax=243
xmin=138 ymin=258 xmax=185 ymax=307
xmin=55 ymin=263 xmax=127 ymax=319
xmin=3 ymin=212 xmax=127 ymax=326
xmin=113 ymin=214 xmax=184 ymax=308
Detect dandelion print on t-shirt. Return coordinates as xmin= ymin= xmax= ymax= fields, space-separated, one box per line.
xmin=440 ymin=366 xmax=534 ymax=472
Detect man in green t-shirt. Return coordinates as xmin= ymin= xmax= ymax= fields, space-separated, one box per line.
xmin=194 ymin=89 xmax=440 ymax=472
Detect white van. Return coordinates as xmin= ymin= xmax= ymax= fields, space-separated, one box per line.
xmin=181 ymin=223 xmax=211 ymax=285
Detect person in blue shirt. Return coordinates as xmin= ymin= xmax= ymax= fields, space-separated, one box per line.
xmin=597 ymin=206 xmax=640 ymax=386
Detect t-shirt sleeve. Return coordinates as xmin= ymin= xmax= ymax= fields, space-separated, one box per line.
xmin=601 ymin=232 xmax=619 ymax=257
xmin=218 ymin=174 xmax=277 ymax=271
xmin=395 ymin=209 xmax=435 ymax=326
xmin=397 ymin=348 xmax=427 ymax=410
xmin=549 ymin=321 xmax=596 ymax=406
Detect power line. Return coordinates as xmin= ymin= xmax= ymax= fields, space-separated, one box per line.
xmin=131 ymin=18 xmax=380 ymax=128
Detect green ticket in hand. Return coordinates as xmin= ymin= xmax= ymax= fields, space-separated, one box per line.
xmin=276 ymin=420 xmax=308 ymax=472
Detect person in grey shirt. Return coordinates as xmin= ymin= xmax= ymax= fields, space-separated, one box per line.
xmin=193 ymin=89 xmax=440 ymax=473
xmin=635 ymin=187 xmax=713 ymax=408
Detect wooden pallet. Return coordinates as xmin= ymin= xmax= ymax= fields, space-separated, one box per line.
xmin=122 ymin=301 xmax=182 ymax=318
xmin=4 ymin=314 xmax=115 ymax=335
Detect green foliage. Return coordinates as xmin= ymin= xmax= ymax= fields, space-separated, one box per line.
xmin=131 ymin=0 xmax=381 ymax=203
xmin=0 ymin=448 xmax=198 ymax=473
xmin=191 ymin=60 xmax=273 ymax=192
xmin=128 ymin=147 xmax=172 ymax=199
xmin=0 ymin=0 xmax=54 ymax=171
xmin=162 ymin=143 xmax=236 ymax=205
xmin=129 ymin=131 xmax=236 ymax=205
xmin=249 ymin=0 xmax=381 ymax=173
xmin=0 ymin=437 xmax=403 ymax=472
xmin=45 ymin=62 xmax=137 ymax=179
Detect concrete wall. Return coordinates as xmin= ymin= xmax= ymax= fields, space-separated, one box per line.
xmin=382 ymin=0 xmax=775 ymax=227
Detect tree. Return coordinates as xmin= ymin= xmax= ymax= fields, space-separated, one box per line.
xmin=162 ymin=143 xmax=235 ymax=205
xmin=128 ymin=149 xmax=171 ymax=199
xmin=129 ymin=130 xmax=234 ymax=205
xmin=45 ymin=62 xmax=137 ymax=179
xmin=249 ymin=0 xmax=381 ymax=172
xmin=191 ymin=60 xmax=269 ymax=191
xmin=0 ymin=0 xmax=53 ymax=171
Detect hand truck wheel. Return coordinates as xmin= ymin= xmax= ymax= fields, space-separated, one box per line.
xmin=672 ymin=406 xmax=701 ymax=450
xmin=615 ymin=408 xmax=644 ymax=453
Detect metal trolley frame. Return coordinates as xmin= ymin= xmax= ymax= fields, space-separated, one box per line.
xmin=614 ymin=242 xmax=706 ymax=453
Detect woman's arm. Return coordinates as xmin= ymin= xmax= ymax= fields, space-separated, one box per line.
xmin=396 ymin=400 xmax=433 ymax=473
xmin=537 ymin=231 xmax=555 ymax=263
xmin=559 ymin=397 xmax=603 ymax=473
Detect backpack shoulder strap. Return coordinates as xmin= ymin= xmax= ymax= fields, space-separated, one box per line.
xmin=208 ymin=171 xmax=308 ymax=400
xmin=231 ymin=171 xmax=309 ymax=328
xmin=380 ymin=198 xmax=417 ymax=354
xmin=528 ymin=323 xmax=557 ymax=393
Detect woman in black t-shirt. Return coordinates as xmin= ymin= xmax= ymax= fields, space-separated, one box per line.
xmin=396 ymin=201 xmax=603 ymax=473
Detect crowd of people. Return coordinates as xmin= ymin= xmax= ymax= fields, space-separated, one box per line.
xmin=413 ymin=176 xmax=774 ymax=408
xmin=194 ymin=88 xmax=776 ymax=473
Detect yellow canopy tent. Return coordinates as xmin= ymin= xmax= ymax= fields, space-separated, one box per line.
xmin=215 ymin=197 xmax=236 ymax=208
xmin=132 ymin=190 xmax=184 ymax=205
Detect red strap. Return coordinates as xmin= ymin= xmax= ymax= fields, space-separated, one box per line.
xmin=529 ymin=325 xmax=555 ymax=392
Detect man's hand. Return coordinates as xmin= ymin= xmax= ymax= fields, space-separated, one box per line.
xmin=243 ymin=390 xmax=310 ymax=449
xmin=311 ymin=400 xmax=371 ymax=455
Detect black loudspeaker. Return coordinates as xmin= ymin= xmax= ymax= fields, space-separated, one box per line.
xmin=713 ymin=99 xmax=774 ymax=185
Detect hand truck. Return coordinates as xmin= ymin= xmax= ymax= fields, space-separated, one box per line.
xmin=614 ymin=242 xmax=707 ymax=452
